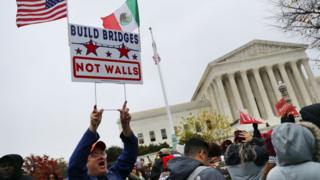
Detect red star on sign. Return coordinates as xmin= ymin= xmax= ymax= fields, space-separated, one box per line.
xmin=117 ymin=43 xmax=130 ymax=58
xmin=84 ymin=39 xmax=99 ymax=56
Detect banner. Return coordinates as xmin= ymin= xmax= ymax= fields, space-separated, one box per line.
xmin=69 ymin=23 xmax=142 ymax=84
xmin=275 ymin=98 xmax=299 ymax=117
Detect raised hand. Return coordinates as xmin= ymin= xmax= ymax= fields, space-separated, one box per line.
xmin=118 ymin=101 xmax=132 ymax=137
xmin=239 ymin=131 xmax=253 ymax=143
xmin=89 ymin=105 xmax=104 ymax=133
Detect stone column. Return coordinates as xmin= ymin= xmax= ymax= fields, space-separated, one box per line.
xmin=216 ymin=75 xmax=233 ymax=118
xmin=240 ymin=70 xmax=260 ymax=118
xmin=228 ymin=73 xmax=243 ymax=110
xmin=290 ymin=61 xmax=312 ymax=105
xmin=278 ymin=63 xmax=300 ymax=108
xmin=266 ymin=66 xmax=282 ymax=101
xmin=253 ymin=68 xmax=273 ymax=118
xmin=207 ymin=84 xmax=219 ymax=112
xmin=212 ymin=80 xmax=223 ymax=114
xmin=301 ymin=59 xmax=320 ymax=101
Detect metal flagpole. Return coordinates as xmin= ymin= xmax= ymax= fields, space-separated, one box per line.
xmin=149 ymin=27 xmax=177 ymax=149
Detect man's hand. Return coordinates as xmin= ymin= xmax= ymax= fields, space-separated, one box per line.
xmin=89 ymin=105 xmax=104 ymax=133
xmin=239 ymin=131 xmax=253 ymax=143
xmin=118 ymin=101 xmax=132 ymax=137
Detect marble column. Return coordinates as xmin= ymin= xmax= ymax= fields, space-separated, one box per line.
xmin=301 ymin=59 xmax=320 ymax=102
xmin=216 ymin=75 xmax=233 ymax=119
xmin=266 ymin=66 xmax=282 ymax=101
xmin=278 ymin=63 xmax=300 ymax=108
xmin=240 ymin=70 xmax=260 ymax=118
xmin=212 ymin=79 xmax=223 ymax=114
xmin=228 ymin=73 xmax=244 ymax=110
xmin=290 ymin=61 xmax=312 ymax=105
xmin=207 ymin=84 xmax=219 ymax=112
xmin=253 ymin=68 xmax=273 ymax=119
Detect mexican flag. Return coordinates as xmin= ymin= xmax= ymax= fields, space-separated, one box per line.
xmin=101 ymin=0 xmax=140 ymax=32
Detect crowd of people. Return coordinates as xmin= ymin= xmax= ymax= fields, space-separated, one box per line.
xmin=125 ymin=103 xmax=320 ymax=180
xmin=1 ymin=102 xmax=320 ymax=180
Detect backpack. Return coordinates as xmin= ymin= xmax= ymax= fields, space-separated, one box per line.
xmin=159 ymin=166 xmax=210 ymax=180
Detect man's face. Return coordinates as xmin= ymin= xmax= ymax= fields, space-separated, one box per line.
xmin=197 ymin=149 xmax=209 ymax=165
xmin=0 ymin=162 xmax=15 ymax=179
xmin=87 ymin=149 xmax=107 ymax=176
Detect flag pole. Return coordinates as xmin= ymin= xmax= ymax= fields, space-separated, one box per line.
xmin=149 ymin=27 xmax=177 ymax=149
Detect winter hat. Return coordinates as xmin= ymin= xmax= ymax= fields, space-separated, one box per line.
xmin=280 ymin=113 xmax=295 ymax=124
xmin=300 ymin=103 xmax=320 ymax=128
xmin=0 ymin=154 xmax=24 ymax=169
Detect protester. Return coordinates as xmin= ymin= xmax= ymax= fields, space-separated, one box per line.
xmin=68 ymin=101 xmax=138 ymax=180
xmin=150 ymin=148 xmax=173 ymax=180
xmin=300 ymin=103 xmax=320 ymax=161
xmin=208 ymin=143 xmax=231 ymax=180
xmin=166 ymin=138 xmax=225 ymax=180
xmin=220 ymin=140 xmax=232 ymax=155
xmin=267 ymin=123 xmax=320 ymax=180
xmin=225 ymin=130 xmax=268 ymax=180
xmin=128 ymin=166 xmax=145 ymax=180
xmin=47 ymin=173 xmax=59 ymax=180
xmin=300 ymin=103 xmax=320 ymax=128
xmin=0 ymin=154 xmax=34 ymax=180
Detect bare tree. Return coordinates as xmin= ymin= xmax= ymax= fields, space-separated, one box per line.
xmin=273 ymin=0 xmax=320 ymax=46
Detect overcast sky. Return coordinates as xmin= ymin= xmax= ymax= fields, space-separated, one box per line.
xmin=1 ymin=0 xmax=319 ymax=161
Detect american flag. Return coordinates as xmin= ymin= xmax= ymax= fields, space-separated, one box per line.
xmin=16 ymin=0 xmax=67 ymax=28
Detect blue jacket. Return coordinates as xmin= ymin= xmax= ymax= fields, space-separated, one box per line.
xmin=68 ymin=129 xmax=138 ymax=180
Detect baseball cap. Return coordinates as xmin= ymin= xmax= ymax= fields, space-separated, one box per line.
xmin=90 ymin=141 xmax=106 ymax=153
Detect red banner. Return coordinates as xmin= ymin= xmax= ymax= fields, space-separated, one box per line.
xmin=239 ymin=111 xmax=264 ymax=124
xmin=275 ymin=98 xmax=299 ymax=117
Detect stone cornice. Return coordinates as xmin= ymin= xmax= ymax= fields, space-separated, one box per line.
xmin=117 ymin=100 xmax=211 ymax=123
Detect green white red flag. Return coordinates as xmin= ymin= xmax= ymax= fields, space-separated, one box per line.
xmin=101 ymin=0 xmax=140 ymax=32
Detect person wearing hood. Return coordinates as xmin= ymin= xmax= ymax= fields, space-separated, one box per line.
xmin=167 ymin=138 xmax=225 ymax=180
xmin=224 ymin=130 xmax=268 ymax=180
xmin=0 ymin=154 xmax=34 ymax=180
xmin=266 ymin=123 xmax=320 ymax=180
xmin=299 ymin=103 xmax=320 ymax=162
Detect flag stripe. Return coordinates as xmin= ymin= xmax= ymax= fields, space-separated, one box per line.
xmin=16 ymin=0 xmax=67 ymax=27
xmin=17 ymin=8 xmax=67 ymax=22
xmin=17 ymin=3 xmax=67 ymax=16
xmin=17 ymin=1 xmax=44 ymax=6
xmin=126 ymin=0 xmax=140 ymax=26
xmin=17 ymin=13 xmax=67 ymax=27
xmin=17 ymin=3 xmax=66 ymax=16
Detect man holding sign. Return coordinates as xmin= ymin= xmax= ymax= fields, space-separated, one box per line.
xmin=68 ymin=101 xmax=138 ymax=180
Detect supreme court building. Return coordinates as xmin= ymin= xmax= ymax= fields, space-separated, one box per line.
xmin=121 ymin=40 xmax=320 ymax=146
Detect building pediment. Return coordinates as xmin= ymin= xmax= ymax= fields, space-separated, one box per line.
xmin=212 ymin=40 xmax=307 ymax=64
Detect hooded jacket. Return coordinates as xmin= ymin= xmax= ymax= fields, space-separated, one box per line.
xmin=224 ymin=143 xmax=267 ymax=180
xmin=167 ymin=157 xmax=225 ymax=180
xmin=267 ymin=123 xmax=320 ymax=180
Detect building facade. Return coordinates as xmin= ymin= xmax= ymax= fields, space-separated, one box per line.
xmin=121 ymin=40 xmax=320 ymax=146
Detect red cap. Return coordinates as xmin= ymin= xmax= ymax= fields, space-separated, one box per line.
xmin=90 ymin=141 xmax=106 ymax=153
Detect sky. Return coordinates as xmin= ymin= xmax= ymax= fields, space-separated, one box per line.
xmin=1 ymin=0 xmax=319 ymax=161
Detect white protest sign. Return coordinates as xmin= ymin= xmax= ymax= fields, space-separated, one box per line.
xmin=69 ymin=23 xmax=142 ymax=84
